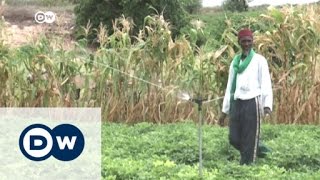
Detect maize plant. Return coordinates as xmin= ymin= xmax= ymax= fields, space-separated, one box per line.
xmin=0 ymin=5 xmax=319 ymax=124
xmin=200 ymin=5 xmax=320 ymax=124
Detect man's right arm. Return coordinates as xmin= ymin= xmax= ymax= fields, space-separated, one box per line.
xmin=222 ymin=62 xmax=234 ymax=114
xmin=219 ymin=62 xmax=234 ymax=125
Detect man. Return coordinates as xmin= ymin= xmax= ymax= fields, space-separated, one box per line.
xmin=219 ymin=28 xmax=273 ymax=165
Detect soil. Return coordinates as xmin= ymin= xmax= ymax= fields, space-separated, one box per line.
xmin=1 ymin=5 xmax=75 ymax=49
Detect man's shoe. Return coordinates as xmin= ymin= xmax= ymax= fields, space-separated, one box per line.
xmin=257 ymin=142 xmax=272 ymax=158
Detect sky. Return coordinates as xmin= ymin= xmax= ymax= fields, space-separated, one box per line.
xmin=202 ymin=0 xmax=320 ymax=7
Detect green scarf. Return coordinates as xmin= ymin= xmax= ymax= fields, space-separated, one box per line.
xmin=230 ymin=49 xmax=255 ymax=109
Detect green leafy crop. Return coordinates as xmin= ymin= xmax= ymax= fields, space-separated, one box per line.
xmin=102 ymin=122 xmax=320 ymax=179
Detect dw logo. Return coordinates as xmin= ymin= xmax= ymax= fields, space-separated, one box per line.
xmin=19 ymin=124 xmax=85 ymax=161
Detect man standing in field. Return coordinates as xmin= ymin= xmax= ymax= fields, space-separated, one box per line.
xmin=219 ymin=28 xmax=273 ymax=165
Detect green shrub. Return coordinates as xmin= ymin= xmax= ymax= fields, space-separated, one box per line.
xmin=6 ymin=0 xmax=74 ymax=6
xmin=222 ymin=0 xmax=249 ymax=12
xmin=181 ymin=0 xmax=202 ymax=14
xmin=196 ymin=10 xmax=264 ymax=46
xmin=74 ymin=0 xmax=194 ymax=39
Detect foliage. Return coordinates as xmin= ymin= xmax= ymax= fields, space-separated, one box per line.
xmin=102 ymin=122 xmax=320 ymax=179
xmin=74 ymin=0 xmax=194 ymax=39
xmin=196 ymin=10 xmax=263 ymax=49
xmin=5 ymin=0 xmax=75 ymax=6
xmin=222 ymin=0 xmax=250 ymax=12
xmin=181 ymin=0 xmax=202 ymax=14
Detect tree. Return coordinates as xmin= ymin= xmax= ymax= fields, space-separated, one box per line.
xmin=74 ymin=0 xmax=200 ymax=39
xmin=181 ymin=0 xmax=202 ymax=13
xmin=223 ymin=0 xmax=252 ymax=12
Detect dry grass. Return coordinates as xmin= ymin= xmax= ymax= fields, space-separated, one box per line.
xmin=254 ymin=5 xmax=320 ymax=124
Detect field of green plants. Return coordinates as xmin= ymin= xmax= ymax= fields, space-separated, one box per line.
xmin=103 ymin=122 xmax=320 ymax=179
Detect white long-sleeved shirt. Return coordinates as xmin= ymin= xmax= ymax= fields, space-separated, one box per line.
xmin=222 ymin=53 xmax=273 ymax=114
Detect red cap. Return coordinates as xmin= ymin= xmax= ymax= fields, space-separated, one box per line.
xmin=238 ymin=29 xmax=253 ymax=39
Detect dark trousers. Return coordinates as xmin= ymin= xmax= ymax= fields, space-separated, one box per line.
xmin=229 ymin=97 xmax=261 ymax=165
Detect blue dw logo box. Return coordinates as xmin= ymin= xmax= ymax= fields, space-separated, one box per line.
xmin=19 ymin=124 xmax=85 ymax=161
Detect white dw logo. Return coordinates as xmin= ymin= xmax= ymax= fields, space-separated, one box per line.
xmin=34 ymin=11 xmax=56 ymax=24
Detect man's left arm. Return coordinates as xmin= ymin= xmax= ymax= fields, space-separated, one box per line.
xmin=260 ymin=58 xmax=273 ymax=115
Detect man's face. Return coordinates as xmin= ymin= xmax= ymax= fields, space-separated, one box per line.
xmin=238 ymin=36 xmax=253 ymax=55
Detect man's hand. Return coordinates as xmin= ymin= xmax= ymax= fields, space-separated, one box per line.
xmin=264 ymin=107 xmax=272 ymax=116
xmin=218 ymin=113 xmax=227 ymax=126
